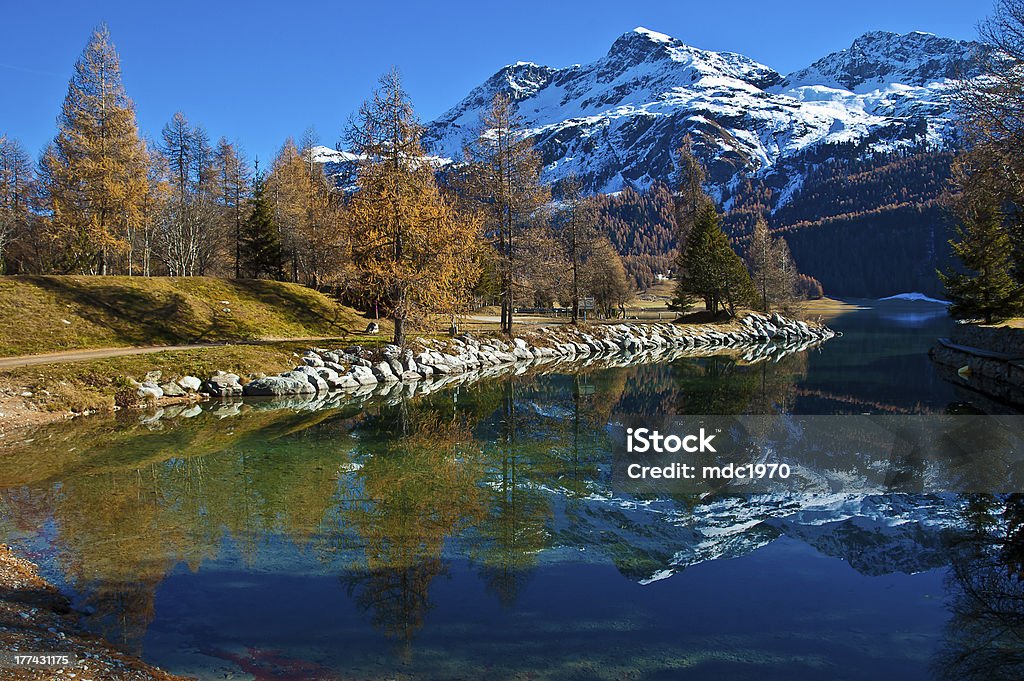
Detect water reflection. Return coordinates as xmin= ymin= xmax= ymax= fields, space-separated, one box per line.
xmin=343 ymin=406 xmax=485 ymax=652
xmin=936 ymin=495 xmax=1024 ymax=681
xmin=0 ymin=309 xmax=1019 ymax=678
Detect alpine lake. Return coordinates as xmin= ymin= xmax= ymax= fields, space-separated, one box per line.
xmin=1 ymin=301 xmax=1020 ymax=681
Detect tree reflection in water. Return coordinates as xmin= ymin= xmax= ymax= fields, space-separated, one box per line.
xmin=0 ymin=351 xmax=811 ymax=657
xmin=342 ymin=402 xmax=485 ymax=655
xmin=937 ymin=494 xmax=1024 ymax=681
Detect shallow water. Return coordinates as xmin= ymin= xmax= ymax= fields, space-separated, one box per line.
xmin=2 ymin=303 xmax=1021 ymax=680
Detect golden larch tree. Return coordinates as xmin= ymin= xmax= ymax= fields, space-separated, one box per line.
xmin=41 ymin=24 xmax=149 ymax=275
xmin=267 ymin=137 xmax=349 ymax=288
xmin=346 ymin=70 xmax=482 ymax=346
xmin=461 ymin=93 xmax=550 ymax=334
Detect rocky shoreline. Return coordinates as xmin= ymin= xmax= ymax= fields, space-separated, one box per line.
xmin=124 ymin=314 xmax=835 ymax=408
xmin=0 ymin=545 xmax=188 ymax=681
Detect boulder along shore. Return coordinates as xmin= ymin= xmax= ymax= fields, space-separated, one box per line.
xmin=123 ymin=314 xmax=836 ymax=413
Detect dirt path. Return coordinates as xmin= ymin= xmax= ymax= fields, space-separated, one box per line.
xmin=0 ymin=337 xmax=349 ymax=370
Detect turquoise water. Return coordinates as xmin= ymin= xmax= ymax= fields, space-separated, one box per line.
xmin=1 ymin=303 xmax=1021 ymax=680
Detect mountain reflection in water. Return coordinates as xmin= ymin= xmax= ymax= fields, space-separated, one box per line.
xmin=0 ymin=307 xmax=1021 ymax=680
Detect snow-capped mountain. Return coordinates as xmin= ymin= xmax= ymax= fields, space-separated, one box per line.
xmin=779 ymin=30 xmax=986 ymax=91
xmin=547 ymin=487 xmax=965 ymax=584
xmin=420 ymin=27 xmax=991 ymax=197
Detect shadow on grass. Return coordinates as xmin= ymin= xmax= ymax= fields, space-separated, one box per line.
xmin=27 ymin=276 xmax=198 ymax=345
xmin=22 ymin=276 xmax=357 ymax=347
xmin=223 ymin=279 xmax=355 ymax=334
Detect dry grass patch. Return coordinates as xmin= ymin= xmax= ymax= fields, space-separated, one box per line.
xmin=0 ymin=275 xmax=367 ymax=357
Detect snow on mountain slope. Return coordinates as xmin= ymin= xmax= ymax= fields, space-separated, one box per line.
xmin=777 ymin=31 xmax=987 ymax=92
xmin=419 ymin=27 xmax=992 ymax=198
xmin=310 ymin=144 xmax=451 ymax=191
xmin=548 ymin=489 xmax=965 ymax=584
xmin=879 ymin=292 xmax=951 ymax=304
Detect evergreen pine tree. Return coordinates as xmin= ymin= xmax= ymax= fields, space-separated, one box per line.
xmin=940 ymin=204 xmax=1024 ymax=324
xmin=673 ymin=203 xmax=754 ymax=316
xmin=239 ymin=173 xmax=283 ymax=279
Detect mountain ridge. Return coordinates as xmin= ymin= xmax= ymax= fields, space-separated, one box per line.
xmin=320 ymin=27 xmax=989 ymax=296
xmin=420 ymin=26 xmax=988 ymax=197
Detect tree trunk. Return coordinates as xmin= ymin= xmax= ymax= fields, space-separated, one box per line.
xmin=394 ymin=315 xmax=405 ymax=347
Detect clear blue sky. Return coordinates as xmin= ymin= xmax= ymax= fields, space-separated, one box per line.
xmin=0 ymin=0 xmax=993 ymax=165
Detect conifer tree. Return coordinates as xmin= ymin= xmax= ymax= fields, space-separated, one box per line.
xmin=0 ymin=135 xmax=35 ymax=274
xmin=462 ymin=93 xmax=550 ymax=334
xmin=153 ymin=112 xmax=218 ymax=276
xmin=940 ymin=204 xmax=1024 ymax=324
xmin=267 ymin=137 xmax=346 ymax=288
xmin=267 ymin=138 xmax=305 ymax=282
xmin=673 ymin=202 xmax=754 ymax=316
xmin=748 ymin=219 xmax=798 ymax=312
xmin=137 ymin=144 xmax=170 ymax=276
xmin=555 ymin=175 xmax=602 ymax=322
xmin=585 ymin=238 xmax=632 ymax=318
xmin=673 ymin=137 xmax=715 ymax=248
xmin=954 ymin=1 xmax=1024 ymax=236
xmin=41 ymin=25 xmax=149 ymax=274
xmin=239 ymin=173 xmax=283 ymax=279
xmin=213 ymin=138 xmax=251 ymax=279
xmin=346 ymin=70 xmax=482 ymax=346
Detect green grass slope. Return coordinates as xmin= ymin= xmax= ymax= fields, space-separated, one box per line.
xmin=0 ymin=276 xmax=365 ymax=357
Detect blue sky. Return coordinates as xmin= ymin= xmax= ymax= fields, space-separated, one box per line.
xmin=0 ymin=0 xmax=993 ymax=165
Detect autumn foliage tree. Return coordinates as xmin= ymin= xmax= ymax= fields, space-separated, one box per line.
xmin=152 ymin=111 xmax=219 ymax=276
xmin=462 ymin=93 xmax=550 ymax=334
xmin=747 ymin=219 xmax=798 ymax=312
xmin=585 ymin=238 xmax=632 ymax=318
xmin=346 ymin=70 xmax=482 ymax=346
xmin=212 ymin=138 xmax=252 ymax=279
xmin=267 ymin=137 xmax=348 ymax=288
xmin=40 ymin=24 xmax=149 ymax=275
xmin=0 ymin=135 xmax=35 ymax=273
xmin=554 ymin=175 xmax=602 ymax=321
xmin=953 ymin=1 xmax=1024 ymax=231
xmin=673 ymin=138 xmax=715 ymax=248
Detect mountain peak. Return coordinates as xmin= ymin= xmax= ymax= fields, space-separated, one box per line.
xmin=781 ymin=30 xmax=990 ymax=91
xmin=630 ymin=26 xmax=674 ymax=43
xmin=411 ymin=26 xmax=983 ymax=196
xmin=606 ymin=26 xmax=677 ymax=66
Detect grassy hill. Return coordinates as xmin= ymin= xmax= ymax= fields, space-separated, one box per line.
xmin=0 ymin=276 xmax=366 ymax=357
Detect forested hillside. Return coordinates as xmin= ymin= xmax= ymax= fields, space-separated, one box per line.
xmin=725 ymin=150 xmax=956 ymax=297
xmin=591 ymin=184 xmax=677 ymax=290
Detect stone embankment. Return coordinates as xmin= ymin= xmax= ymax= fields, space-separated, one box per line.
xmin=930 ymin=321 xmax=1024 ymax=408
xmin=208 ymin=313 xmax=835 ymax=400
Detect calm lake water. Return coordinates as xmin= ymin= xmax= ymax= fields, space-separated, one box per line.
xmin=2 ymin=302 xmax=1022 ymax=681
